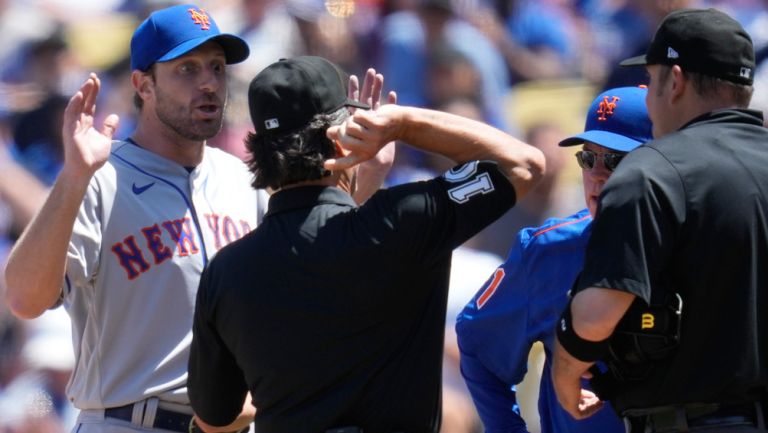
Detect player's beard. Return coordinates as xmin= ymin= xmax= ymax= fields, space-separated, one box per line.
xmin=154 ymin=87 xmax=225 ymax=141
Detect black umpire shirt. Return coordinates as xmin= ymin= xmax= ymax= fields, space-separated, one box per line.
xmin=576 ymin=109 xmax=768 ymax=412
xmin=188 ymin=161 xmax=516 ymax=433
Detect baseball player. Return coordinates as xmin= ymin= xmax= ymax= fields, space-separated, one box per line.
xmin=3 ymin=5 xmax=391 ymax=433
xmin=456 ymin=86 xmax=653 ymax=433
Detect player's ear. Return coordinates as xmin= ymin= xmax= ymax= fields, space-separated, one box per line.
xmin=669 ymin=65 xmax=687 ymax=103
xmin=131 ymin=70 xmax=154 ymax=104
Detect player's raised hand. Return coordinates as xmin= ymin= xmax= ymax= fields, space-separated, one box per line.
xmin=345 ymin=68 xmax=398 ymax=203
xmin=355 ymin=68 xmax=384 ymax=109
xmin=62 ymin=73 xmax=119 ymax=177
xmin=325 ymin=103 xmax=402 ymax=170
xmin=327 ymin=69 xmax=397 ymax=171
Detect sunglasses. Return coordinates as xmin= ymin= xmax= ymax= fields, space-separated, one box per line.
xmin=575 ymin=150 xmax=626 ymax=172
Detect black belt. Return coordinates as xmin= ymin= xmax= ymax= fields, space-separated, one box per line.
xmin=325 ymin=427 xmax=406 ymax=433
xmin=105 ymin=404 xmax=191 ymax=433
xmin=623 ymin=401 xmax=764 ymax=432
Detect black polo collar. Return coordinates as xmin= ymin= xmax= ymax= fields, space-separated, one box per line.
xmin=680 ymin=108 xmax=763 ymax=131
xmin=265 ymin=186 xmax=357 ymax=218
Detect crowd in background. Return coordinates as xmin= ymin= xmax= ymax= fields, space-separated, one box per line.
xmin=1 ymin=0 xmax=767 ymax=432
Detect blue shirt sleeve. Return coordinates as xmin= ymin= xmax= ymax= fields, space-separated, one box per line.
xmin=456 ymin=228 xmax=537 ymax=431
xmin=460 ymin=350 xmax=529 ymax=433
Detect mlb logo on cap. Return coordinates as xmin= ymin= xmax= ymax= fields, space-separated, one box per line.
xmin=667 ymin=47 xmax=679 ymax=59
xmin=265 ymin=119 xmax=280 ymax=130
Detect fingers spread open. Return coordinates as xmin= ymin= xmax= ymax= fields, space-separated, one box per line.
xmin=387 ymin=90 xmax=397 ymax=105
xmin=82 ymin=73 xmax=100 ymax=116
xmin=371 ymin=73 xmax=384 ymax=108
xmin=348 ymin=74 xmax=359 ymax=102
xmin=360 ymin=68 xmax=376 ymax=104
xmin=65 ymin=91 xmax=85 ymax=124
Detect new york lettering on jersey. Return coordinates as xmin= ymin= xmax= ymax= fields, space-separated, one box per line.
xmin=103 ymin=142 xmax=257 ymax=281
xmin=111 ymin=213 xmax=252 ymax=280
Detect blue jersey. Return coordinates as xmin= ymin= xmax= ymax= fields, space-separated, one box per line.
xmin=455 ymin=209 xmax=625 ymax=433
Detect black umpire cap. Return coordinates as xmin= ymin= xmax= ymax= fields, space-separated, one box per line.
xmin=248 ymin=56 xmax=369 ymax=136
xmin=620 ymin=8 xmax=755 ymax=86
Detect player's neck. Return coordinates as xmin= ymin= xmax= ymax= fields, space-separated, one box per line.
xmin=131 ymin=122 xmax=205 ymax=168
xmin=276 ymin=171 xmax=353 ymax=194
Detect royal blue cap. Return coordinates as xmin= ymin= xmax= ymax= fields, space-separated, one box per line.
xmin=559 ymin=86 xmax=653 ymax=152
xmin=130 ymin=4 xmax=249 ymax=72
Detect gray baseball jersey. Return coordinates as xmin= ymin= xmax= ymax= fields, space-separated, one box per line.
xmin=62 ymin=140 xmax=266 ymax=409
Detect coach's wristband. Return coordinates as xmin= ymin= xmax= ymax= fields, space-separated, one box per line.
xmin=556 ymin=302 xmax=610 ymax=362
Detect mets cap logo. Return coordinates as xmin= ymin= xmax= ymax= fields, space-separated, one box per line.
xmin=597 ymin=95 xmax=620 ymax=121
xmin=188 ymin=7 xmax=211 ymax=30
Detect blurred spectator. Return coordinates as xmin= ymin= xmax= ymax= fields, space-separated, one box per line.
xmin=18 ymin=308 xmax=77 ymax=430
xmin=2 ymin=26 xmax=84 ymax=97
xmin=470 ymin=0 xmax=582 ymax=83
xmin=117 ymin=0 xmax=183 ymax=18
xmin=376 ymin=0 xmax=511 ymax=130
xmin=0 ymin=0 xmax=56 ymax=74
xmin=216 ymin=0 xmax=306 ymax=90
xmin=600 ymin=0 xmax=694 ymax=90
xmin=9 ymin=95 xmax=67 ymax=186
xmin=0 ymin=120 xmax=49 ymax=239
xmin=32 ymin=0 xmax=123 ymax=19
xmin=427 ymin=46 xmax=482 ymax=109
xmin=1 ymin=26 xmax=87 ymax=188
xmin=288 ymin=0 xmax=363 ymax=71
xmin=0 ymin=308 xmax=74 ymax=433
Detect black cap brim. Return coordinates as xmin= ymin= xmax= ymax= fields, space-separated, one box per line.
xmin=620 ymin=54 xmax=648 ymax=67
xmin=345 ymin=99 xmax=370 ymax=110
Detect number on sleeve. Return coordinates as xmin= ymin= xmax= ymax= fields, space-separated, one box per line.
xmin=476 ymin=268 xmax=505 ymax=309
xmin=448 ymin=172 xmax=495 ymax=204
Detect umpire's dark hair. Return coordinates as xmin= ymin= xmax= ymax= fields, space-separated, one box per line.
xmin=245 ymin=107 xmax=350 ymax=190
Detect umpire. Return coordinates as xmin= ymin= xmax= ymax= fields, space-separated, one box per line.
xmin=187 ymin=56 xmax=544 ymax=433
xmin=551 ymin=8 xmax=768 ymax=433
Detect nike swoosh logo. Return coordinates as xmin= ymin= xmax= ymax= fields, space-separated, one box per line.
xmin=132 ymin=182 xmax=155 ymax=195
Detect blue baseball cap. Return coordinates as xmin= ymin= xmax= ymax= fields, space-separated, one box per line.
xmin=558 ymin=86 xmax=652 ymax=152
xmin=130 ymin=4 xmax=249 ymax=72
